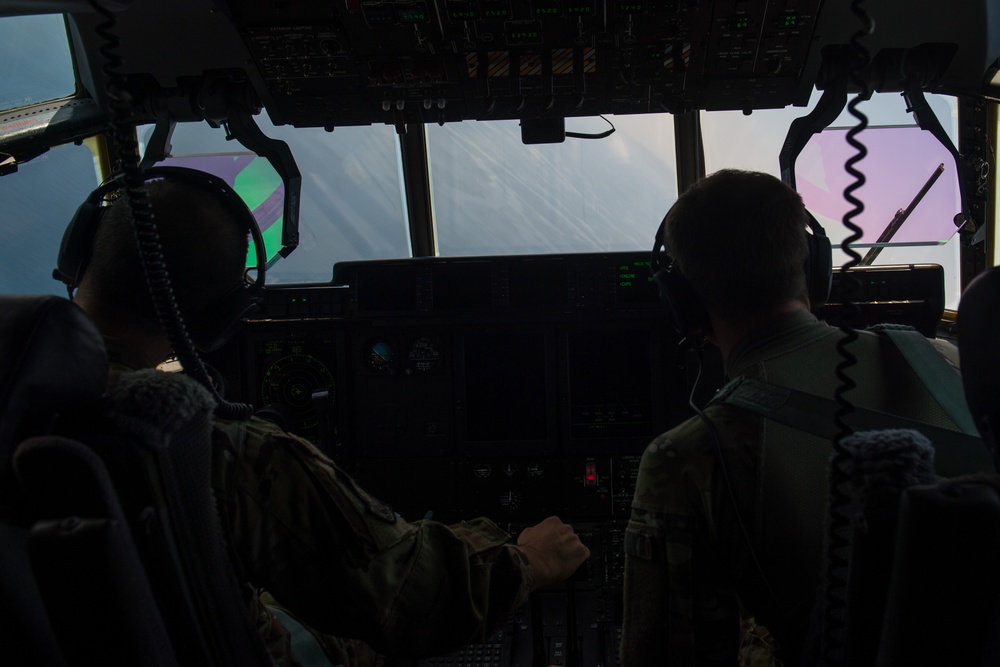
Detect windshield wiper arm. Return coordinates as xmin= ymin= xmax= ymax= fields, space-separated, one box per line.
xmin=859 ymin=163 xmax=945 ymax=266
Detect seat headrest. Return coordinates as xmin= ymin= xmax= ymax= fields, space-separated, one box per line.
xmin=958 ymin=267 xmax=1000 ymax=453
xmin=0 ymin=295 xmax=107 ymax=488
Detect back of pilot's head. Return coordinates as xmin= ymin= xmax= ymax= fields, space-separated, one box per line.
xmin=660 ymin=169 xmax=810 ymax=317
xmin=75 ymin=176 xmax=249 ymax=344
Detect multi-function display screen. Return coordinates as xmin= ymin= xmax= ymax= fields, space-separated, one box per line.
xmin=462 ymin=332 xmax=549 ymax=442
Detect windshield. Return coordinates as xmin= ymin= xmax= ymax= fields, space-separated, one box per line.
xmin=704 ymin=89 xmax=962 ymax=308
xmin=0 ymin=14 xmax=92 ymax=297
xmin=0 ymin=14 xmax=75 ymax=109
xmin=428 ymin=115 xmax=677 ymax=256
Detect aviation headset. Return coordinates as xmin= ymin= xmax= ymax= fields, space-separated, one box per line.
xmin=650 ymin=203 xmax=833 ymax=339
xmin=54 ymin=166 xmax=267 ymax=351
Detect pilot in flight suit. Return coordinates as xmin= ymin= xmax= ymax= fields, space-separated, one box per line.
xmin=620 ymin=169 xmax=986 ymax=667
xmin=74 ymin=172 xmax=590 ymax=667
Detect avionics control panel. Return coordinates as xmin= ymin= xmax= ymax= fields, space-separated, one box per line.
xmin=206 ymin=255 xmax=946 ymax=666
xmin=224 ymin=0 xmax=824 ymax=126
xmin=225 ymin=252 xmax=686 ymax=524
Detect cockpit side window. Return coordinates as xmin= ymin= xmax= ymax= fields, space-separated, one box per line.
xmin=0 ymin=14 xmax=96 ymax=296
xmin=139 ymin=120 xmax=409 ymax=285
xmin=0 ymin=14 xmax=76 ymax=111
xmin=0 ymin=143 xmax=100 ymax=295
xmin=703 ymin=91 xmax=964 ymax=309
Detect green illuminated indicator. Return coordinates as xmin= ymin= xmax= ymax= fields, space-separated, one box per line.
xmin=783 ymin=14 xmax=798 ymax=27
xmin=399 ymin=10 xmax=427 ymax=21
xmin=534 ymin=6 xmax=559 ymax=14
xmin=451 ymin=9 xmax=477 ymax=17
xmin=618 ymin=3 xmax=642 ymax=11
xmin=511 ymin=31 xmax=540 ymax=38
xmin=484 ymin=7 xmax=509 ymax=16
xmin=566 ymin=5 xmax=592 ymax=12
xmin=363 ymin=3 xmax=395 ymax=23
xmin=733 ymin=16 xmax=749 ymax=29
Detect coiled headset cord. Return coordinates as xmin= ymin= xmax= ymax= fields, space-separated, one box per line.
xmin=90 ymin=0 xmax=252 ymax=421
xmin=820 ymin=2 xmax=872 ymax=664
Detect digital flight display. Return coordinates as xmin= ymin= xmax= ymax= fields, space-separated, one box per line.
xmin=255 ymin=336 xmax=340 ymax=451
xmin=463 ymin=332 xmax=549 ymax=443
xmin=432 ymin=262 xmax=494 ymax=310
xmin=566 ymin=328 xmax=654 ymax=439
xmin=354 ymin=265 xmax=419 ymax=313
xmin=508 ymin=258 xmax=569 ymax=308
xmin=615 ymin=258 xmax=659 ymax=306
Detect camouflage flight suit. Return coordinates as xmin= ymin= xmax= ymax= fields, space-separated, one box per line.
xmin=620 ymin=310 xmax=974 ymax=667
xmin=107 ymin=340 xmax=533 ymax=667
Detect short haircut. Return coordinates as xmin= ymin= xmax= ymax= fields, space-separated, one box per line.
xmin=660 ymin=169 xmax=810 ymax=318
xmin=78 ymin=176 xmax=249 ymax=341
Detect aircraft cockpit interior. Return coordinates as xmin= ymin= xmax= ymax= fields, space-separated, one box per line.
xmin=1 ymin=0 xmax=999 ymax=665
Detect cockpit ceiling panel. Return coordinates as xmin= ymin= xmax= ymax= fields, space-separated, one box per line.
xmin=227 ymin=0 xmax=824 ymax=126
xmin=63 ymin=0 xmax=997 ymax=129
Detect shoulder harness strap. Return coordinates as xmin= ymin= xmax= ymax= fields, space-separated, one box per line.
xmin=711 ymin=375 xmax=994 ymax=477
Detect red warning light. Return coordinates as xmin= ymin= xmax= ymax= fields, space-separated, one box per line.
xmin=585 ymin=461 xmax=598 ymax=485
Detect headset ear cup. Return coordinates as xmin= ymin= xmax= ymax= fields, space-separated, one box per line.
xmin=806 ymin=231 xmax=833 ymax=308
xmin=653 ymin=266 xmax=708 ymax=339
xmin=62 ymin=166 xmax=266 ymax=350
xmin=55 ymin=195 xmax=110 ymax=289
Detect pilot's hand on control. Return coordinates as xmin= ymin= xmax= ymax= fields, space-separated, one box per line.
xmin=516 ymin=516 xmax=590 ymax=591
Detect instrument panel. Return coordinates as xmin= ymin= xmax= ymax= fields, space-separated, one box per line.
xmin=216 ymin=252 xmax=684 ymax=520
xmin=248 ymin=328 xmax=344 ymax=446
xmin=199 ymin=254 xmax=949 ymax=665
xmin=214 ymin=256 xmax=947 ymax=519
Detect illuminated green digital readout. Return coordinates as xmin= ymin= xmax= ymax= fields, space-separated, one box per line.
xmin=483 ymin=7 xmax=509 ymax=17
xmin=565 ymin=4 xmax=592 ymax=13
xmin=510 ymin=31 xmax=540 ymax=39
xmin=398 ymin=8 xmax=428 ymax=21
xmin=450 ymin=8 xmax=477 ymax=18
xmin=783 ymin=14 xmax=799 ymax=27
xmin=533 ymin=6 xmax=559 ymax=14
xmin=618 ymin=262 xmax=653 ymax=284
xmin=732 ymin=15 xmax=750 ymax=29
xmin=364 ymin=5 xmax=395 ymax=23
xmin=617 ymin=2 xmax=642 ymax=12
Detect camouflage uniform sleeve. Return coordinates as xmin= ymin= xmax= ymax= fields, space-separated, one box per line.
xmin=620 ymin=409 xmax=750 ymax=667
xmin=212 ymin=417 xmax=532 ymax=660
